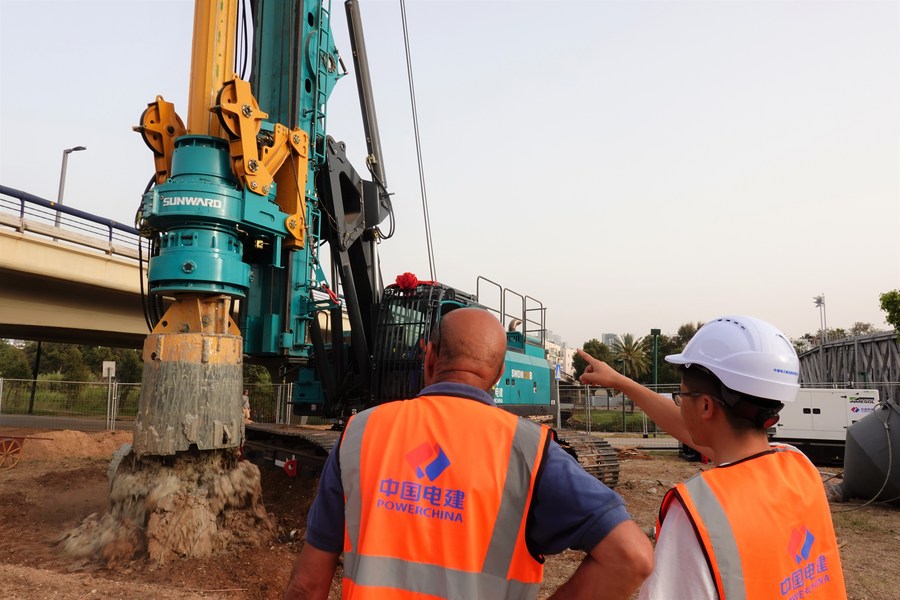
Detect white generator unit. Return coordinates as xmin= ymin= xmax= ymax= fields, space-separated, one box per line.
xmin=769 ymin=388 xmax=880 ymax=464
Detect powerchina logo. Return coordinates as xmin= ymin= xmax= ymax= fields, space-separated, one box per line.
xmin=374 ymin=441 xmax=464 ymax=524
xmin=779 ymin=525 xmax=833 ymax=598
xmin=406 ymin=441 xmax=450 ymax=480
xmin=161 ymin=196 xmax=223 ymax=208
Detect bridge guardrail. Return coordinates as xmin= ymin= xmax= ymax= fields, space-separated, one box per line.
xmin=0 ymin=184 xmax=142 ymax=263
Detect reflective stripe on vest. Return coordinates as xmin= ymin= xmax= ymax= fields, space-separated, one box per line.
xmin=681 ymin=473 xmax=747 ymax=600
xmin=340 ymin=398 xmax=546 ymax=599
xmin=660 ymin=445 xmax=847 ymax=600
xmin=341 ymin=555 xmax=538 ymax=599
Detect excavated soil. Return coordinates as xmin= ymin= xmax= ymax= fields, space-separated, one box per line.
xmin=0 ymin=428 xmax=896 ymax=599
xmin=61 ymin=447 xmax=274 ymax=566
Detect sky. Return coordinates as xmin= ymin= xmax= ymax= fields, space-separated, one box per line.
xmin=1 ymin=0 xmax=898 ymax=348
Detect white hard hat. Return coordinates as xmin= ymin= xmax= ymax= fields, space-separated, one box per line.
xmin=665 ymin=315 xmax=800 ymax=404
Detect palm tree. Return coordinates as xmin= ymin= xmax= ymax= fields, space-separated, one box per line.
xmin=612 ymin=333 xmax=650 ymax=380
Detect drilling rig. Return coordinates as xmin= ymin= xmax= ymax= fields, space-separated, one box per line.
xmin=61 ymin=0 xmax=618 ymax=564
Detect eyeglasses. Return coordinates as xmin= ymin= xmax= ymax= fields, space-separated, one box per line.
xmin=671 ymin=391 xmax=704 ymax=406
xmin=672 ymin=391 xmax=726 ymax=407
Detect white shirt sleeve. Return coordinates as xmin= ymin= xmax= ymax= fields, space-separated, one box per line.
xmin=638 ymin=500 xmax=718 ymax=600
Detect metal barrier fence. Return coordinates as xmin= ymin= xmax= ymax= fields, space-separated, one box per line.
xmin=0 ymin=378 xmax=677 ymax=445
xmin=0 ymin=378 xmax=140 ymax=432
xmin=0 ymin=379 xmax=333 ymax=432
xmin=13 ymin=379 xmax=892 ymax=451
xmin=558 ymin=382 xmax=681 ymax=449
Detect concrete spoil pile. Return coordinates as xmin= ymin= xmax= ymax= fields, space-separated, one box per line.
xmin=61 ymin=447 xmax=275 ymax=565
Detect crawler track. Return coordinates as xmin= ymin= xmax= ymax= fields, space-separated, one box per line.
xmin=557 ymin=433 xmax=620 ymax=488
xmin=243 ymin=423 xmax=341 ymax=475
xmin=245 ymin=424 xmax=620 ymax=488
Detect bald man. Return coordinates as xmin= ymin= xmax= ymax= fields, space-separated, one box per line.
xmin=284 ymin=308 xmax=652 ymax=600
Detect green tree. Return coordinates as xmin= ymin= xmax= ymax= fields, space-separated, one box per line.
xmin=793 ymin=334 xmax=815 ymax=355
xmin=24 ymin=342 xmax=58 ymax=374
xmin=849 ymin=322 xmax=877 ymax=337
xmin=611 ymin=333 xmax=649 ymax=380
xmin=113 ymin=349 xmax=144 ymax=383
xmin=828 ymin=327 xmax=848 ymax=342
xmin=572 ymin=339 xmax=611 ymax=379
xmin=673 ymin=321 xmax=703 ymax=348
xmin=653 ymin=334 xmax=681 ymax=385
xmin=0 ymin=340 xmax=31 ymax=378
xmin=81 ymin=345 xmax=143 ymax=382
xmin=880 ymin=290 xmax=900 ymax=331
xmin=59 ymin=345 xmax=91 ymax=382
xmin=648 ymin=323 xmax=704 ymax=386
xmin=19 ymin=342 xmax=142 ymax=382
xmin=245 ymin=364 xmax=272 ymax=386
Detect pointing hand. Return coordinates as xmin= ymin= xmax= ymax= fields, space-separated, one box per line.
xmin=577 ymin=348 xmax=622 ymax=388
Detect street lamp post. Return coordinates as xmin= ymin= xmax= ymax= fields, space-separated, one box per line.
xmin=616 ymin=358 xmax=626 ymax=433
xmin=55 ymin=145 xmax=87 ymax=228
xmin=650 ymin=329 xmax=661 ymax=392
xmin=649 ymin=329 xmax=661 ymax=438
xmin=814 ymin=294 xmax=827 ymax=383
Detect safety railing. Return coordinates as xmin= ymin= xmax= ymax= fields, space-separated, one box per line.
xmin=0 ymin=185 xmax=142 ymax=262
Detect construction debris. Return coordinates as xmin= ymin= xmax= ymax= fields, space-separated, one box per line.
xmin=61 ymin=446 xmax=274 ymax=565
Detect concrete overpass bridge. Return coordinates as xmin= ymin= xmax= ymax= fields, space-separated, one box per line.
xmin=0 ymin=186 xmax=147 ymax=348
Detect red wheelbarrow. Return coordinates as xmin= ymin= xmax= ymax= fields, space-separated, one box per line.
xmin=0 ymin=435 xmax=52 ymax=470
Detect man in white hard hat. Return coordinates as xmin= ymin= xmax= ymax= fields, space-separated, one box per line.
xmin=578 ymin=315 xmax=847 ymax=600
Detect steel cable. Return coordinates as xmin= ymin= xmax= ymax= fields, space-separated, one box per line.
xmin=399 ymin=0 xmax=436 ymax=281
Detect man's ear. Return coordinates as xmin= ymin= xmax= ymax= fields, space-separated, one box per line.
xmin=494 ymin=361 xmax=505 ymax=387
xmin=424 ymin=341 xmax=437 ymax=382
xmin=701 ymin=395 xmax=718 ymax=421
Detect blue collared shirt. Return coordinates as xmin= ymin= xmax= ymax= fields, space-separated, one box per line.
xmin=306 ymin=382 xmax=630 ymax=556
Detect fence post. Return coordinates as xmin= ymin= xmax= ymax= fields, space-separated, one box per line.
xmin=106 ymin=378 xmax=113 ymax=430
xmin=112 ymin=381 xmax=119 ymax=429
xmin=0 ymin=377 xmax=4 ymax=416
xmin=552 ymin=378 xmax=561 ymax=429
xmin=275 ymin=384 xmax=282 ymax=424
xmin=585 ymin=385 xmax=592 ymax=434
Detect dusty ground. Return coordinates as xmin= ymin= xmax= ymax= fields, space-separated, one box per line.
xmin=0 ymin=428 xmax=896 ymax=599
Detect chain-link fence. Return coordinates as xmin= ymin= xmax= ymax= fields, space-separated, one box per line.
xmin=244 ymin=382 xmax=297 ymax=424
xmin=0 ymin=377 xmax=676 ymax=442
xmin=0 ymin=378 xmax=140 ymax=431
xmin=0 ymin=378 xmax=344 ymax=433
xmin=14 ymin=378 xmax=891 ymax=451
xmin=557 ymin=382 xmax=681 ymax=449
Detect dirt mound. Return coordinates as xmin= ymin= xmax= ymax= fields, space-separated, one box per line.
xmin=18 ymin=429 xmax=132 ymax=460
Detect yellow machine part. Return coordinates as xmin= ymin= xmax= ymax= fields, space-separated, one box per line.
xmin=134 ymin=296 xmax=244 ymax=458
xmin=149 ymin=296 xmax=241 ymax=337
xmin=134 ymin=96 xmax=188 ymax=186
xmin=187 ymin=0 xmax=239 ymax=137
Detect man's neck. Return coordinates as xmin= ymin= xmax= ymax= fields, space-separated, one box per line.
xmin=429 ymin=372 xmax=490 ymax=392
xmin=710 ymin=431 xmax=771 ymax=466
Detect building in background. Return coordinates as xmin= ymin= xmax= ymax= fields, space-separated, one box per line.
xmin=545 ymin=332 xmax=577 ymax=377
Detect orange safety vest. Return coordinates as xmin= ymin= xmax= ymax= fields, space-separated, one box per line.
xmin=658 ymin=445 xmax=847 ymax=600
xmin=339 ymin=395 xmax=552 ymax=599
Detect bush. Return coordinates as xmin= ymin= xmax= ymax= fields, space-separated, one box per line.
xmin=567 ymin=409 xmax=648 ymax=433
